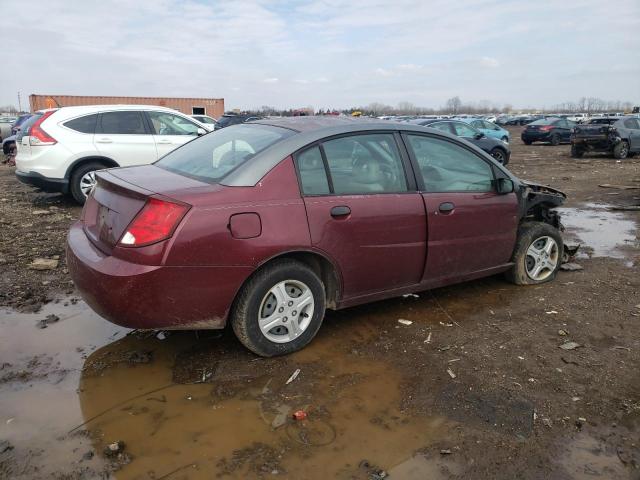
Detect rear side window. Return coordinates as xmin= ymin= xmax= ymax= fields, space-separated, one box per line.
xmin=321 ymin=134 xmax=408 ymax=194
xmin=452 ymin=123 xmax=477 ymax=137
xmin=406 ymin=134 xmax=494 ymax=193
xmin=296 ymin=147 xmax=330 ymax=195
xmin=64 ymin=114 xmax=98 ymax=133
xmin=156 ymin=124 xmax=293 ymax=183
xmin=98 ymin=111 xmax=146 ymax=134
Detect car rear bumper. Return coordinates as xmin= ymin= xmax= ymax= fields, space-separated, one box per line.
xmin=521 ymin=131 xmax=551 ymax=142
xmin=16 ymin=170 xmax=69 ymax=193
xmin=66 ymin=222 xmax=253 ymax=330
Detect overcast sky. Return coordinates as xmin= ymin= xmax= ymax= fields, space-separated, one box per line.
xmin=4 ymin=0 xmax=639 ymax=111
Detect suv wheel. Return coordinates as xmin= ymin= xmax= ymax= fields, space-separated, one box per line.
xmin=570 ymin=145 xmax=584 ymax=158
xmin=613 ymin=141 xmax=629 ymax=159
xmin=231 ymin=259 xmax=326 ymax=357
xmin=505 ymin=222 xmax=563 ymax=285
xmin=550 ymin=134 xmax=560 ymax=146
xmin=523 ymin=139 xmax=532 ymax=145
xmin=70 ymin=162 xmax=105 ymax=205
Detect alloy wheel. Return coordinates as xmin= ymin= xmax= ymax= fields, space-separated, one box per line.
xmin=79 ymin=171 xmax=97 ymax=197
xmin=525 ymin=236 xmax=559 ymax=281
xmin=258 ymin=280 xmax=314 ymax=343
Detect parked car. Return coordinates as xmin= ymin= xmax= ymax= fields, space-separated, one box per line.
xmin=458 ymin=117 xmax=510 ymax=143
xmin=67 ymin=117 xmax=566 ymax=357
xmin=570 ymin=116 xmax=640 ymax=159
xmin=190 ymin=114 xmax=217 ymax=131
xmin=567 ymin=113 xmax=589 ymax=123
xmin=214 ymin=113 xmax=262 ymax=130
xmin=0 ymin=116 xmax=17 ymax=141
xmin=15 ymin=105 xmax=208 ymax=204
xmin=521 ymin=117 xmax=576 ymax=145
xmin=410 ymin=119 xmax=510 ymax=164
xmin=11 ymin=114 xmax=32 ymax=136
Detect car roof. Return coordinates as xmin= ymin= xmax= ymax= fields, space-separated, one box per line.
xmin=52 ymin=104 xmax=190 ymax=117
xmin=223 ymin=117 xmax=510 ymax=187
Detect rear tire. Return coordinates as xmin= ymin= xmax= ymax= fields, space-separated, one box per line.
xmin=505 ymin=222 xmax=563 ymax=286
xmin=490 ymin=147 xmax=507 ymax=164
xmin=570 ymin=144 xmax=584 ymax=158
xmin=613 ymin=141 xmax=629 ymax=159
xmin=231 ymin=259 xmax=326 ymax=357
xmin=550 ymin=134 xmax=560 ymax=146
xmin=523 ymin=140 xmax=532 ymax=145
xmin=70 ymin=162 xmax=106 ymax=205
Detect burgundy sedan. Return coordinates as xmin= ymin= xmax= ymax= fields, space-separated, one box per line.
xmin=67 ymin=117 xmax=566 ymax=356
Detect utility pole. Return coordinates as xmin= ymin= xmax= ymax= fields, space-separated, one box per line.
xmin=17 ymin=91 xmax=22 ymax=112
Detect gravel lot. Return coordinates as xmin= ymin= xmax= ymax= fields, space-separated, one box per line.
xmin=1 ymin=126 xmax=639 ymax=479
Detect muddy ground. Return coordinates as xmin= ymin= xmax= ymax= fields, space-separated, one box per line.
xmin=0 ymin=127 xmax=639 ymax=480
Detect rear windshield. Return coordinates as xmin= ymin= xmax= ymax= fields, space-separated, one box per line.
xmin=530 ymin=118 xmax=555 ymax=126
xmin=216 ymin=116 xmax=241 ymax=128
xmin=156 ymin=124 xmax=294 ymax=183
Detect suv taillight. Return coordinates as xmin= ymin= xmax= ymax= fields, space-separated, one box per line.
xmin=29 ymin=111 xmax=57 ymax=146
xmin=118 ymin=197 xmax=190 ymax=247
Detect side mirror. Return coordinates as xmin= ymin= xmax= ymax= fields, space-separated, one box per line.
xmin=474 ymin=132 xmax=484 ymax=139
xmin=197 ymin=127 xmax=207 ymax=136
xmin=495 ymin=178 xmax=514 ymax=194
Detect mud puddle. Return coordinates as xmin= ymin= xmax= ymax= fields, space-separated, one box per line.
xmin=1 ymin=298 xmax=451 ymax=479
xmin=557 ymin=203 xmax=638 ymax=260
xmin=559 ymin=432 xmax=631 ymax=479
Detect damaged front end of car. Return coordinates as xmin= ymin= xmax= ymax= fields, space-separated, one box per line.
xmin=516 ymin=181 xmax=567 ymax=230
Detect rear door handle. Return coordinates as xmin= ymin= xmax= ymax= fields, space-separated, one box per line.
xmin=330 ymin=206 xmax=351 ymax=217
xmin=438 ymin=202 xmax=455 ymax=213
xmin=96 ymin=137 xmax=113 ymax=143
xmin=156 ymin=139 xmax=172 ymax=144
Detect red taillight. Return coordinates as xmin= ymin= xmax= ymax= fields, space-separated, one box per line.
xmin=29 ymin=110 xmax=57 ymax=146
xmin=539 ymin=125 xmax=554 ymax=132
xmin=118 ymin=197 xmax=190 ymax=247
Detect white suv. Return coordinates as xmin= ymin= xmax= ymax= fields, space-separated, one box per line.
xmin=15 ymin=105 xmax=208 ymax=204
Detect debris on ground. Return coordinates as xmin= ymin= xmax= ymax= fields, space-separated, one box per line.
xmin=358 ymin=460 xmax=388 ymax=480
xmin=560 ymin=263 xmax=583 ymax=271
xmin=28 ymin=258 xmax=59 ymax=270
xmin=292 ymin=410 xmax=307 ymax=421
xmin=559 ymin=341 xmax=582 ymax=350
xmin=0 ymin=440 xmax=14 ymax=454
xmin=285 ymin=368 xmax=301 ymax=385
xmin=447 ymin=368 xmax=457 ymax=379
xmin=609 ymin=205 xmax=640 ymax=211
xmin=402 ymin=293 xmax=419 ymax=298
xmin=156 ymin=331 xmax=166 ymax=340
xmin=598 ymin=184 xmax=640 ymax=190
xmin=397 ymin=319 xmax=413 ymax=326
xmin=440 ymin=449 xmax=453 ymax=455
xmin=424 ymin=332 xmax=432 ymax=344
xmin=35 ymin=314 xmax=60 ymax=329
xmin=558 ymin=329 xmax=569 ymax=336
xmin=545 ymin=310 xmax=558 ymax=315
xmin=103 ymin=441 xmax=125 ymax=458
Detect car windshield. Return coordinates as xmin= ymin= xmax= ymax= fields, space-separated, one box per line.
xmin=156 ymin=124 xmax=294 ymax=183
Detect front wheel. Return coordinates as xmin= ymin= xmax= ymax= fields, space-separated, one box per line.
xmin=231 ymin=259 xmax=326 ymax=357
xmin=505 ymin=222 xmax=563 ymax=285
xmin=523 ymin=139 xmax=532 ymax=145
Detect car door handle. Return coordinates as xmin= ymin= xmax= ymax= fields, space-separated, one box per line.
xmin=96 ymin=137 xmax=112 ymax=143
xmin=438 ymin=202 xmax=455 ymax=213
xmin=330 ymin=206 xmax=351 ymax=217
xmin=156 ymin=139 xmax=172 ymax=144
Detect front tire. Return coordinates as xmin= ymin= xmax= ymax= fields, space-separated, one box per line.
xmin=613 ymin=141 xmax=629 ymax=159
xmin=505 ymin=222 xmax=563 ymax=285
xmin=523 ymin=139 xmax=532 ymax=145
xmin=70 ymin=162 xmax=105 ymax=204
xmin=231 ymin=259 xmax=326 ymax=357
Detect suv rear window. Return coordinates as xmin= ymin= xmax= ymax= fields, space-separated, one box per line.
xmin=156 ymin=124 xmax=294 ymax=183
xmin=64 ymin=114 xmax=98 ymax=133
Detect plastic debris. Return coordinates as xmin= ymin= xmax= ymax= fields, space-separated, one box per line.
xmin=424 ymin=332 xmax=432 ymax=344
xmin=292 ymin=410 xmax=307 ymax=421
xmin=559 ymin=341 xmax=582 ymax=350
xmin=447 ymin=368 xmax=456 ymax=379
xmin=397 ymin=319 xmax=413 ymax=326
xmin=560 ymin=263 xmax=583 ymax=271
xmin=286 ymin=368 xmax=301 ymax=385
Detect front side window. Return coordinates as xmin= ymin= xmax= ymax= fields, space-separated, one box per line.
xmin=156 ymin=124 xmax=293 ymax=183
xmin=296 ymin=146 xmax=330 ymax=195
xmin=406 ymin=134 xmax=494 ymax=193
xmin=64 ymin=114 xmax=98 ymax=134
xmin=321 ymin=134 xmax=408 ymax=194
xmin=148 ymin=111 xmax=200 ymax=135
xmin=452 ymin=122 xmax=477 ymax=137
xmin=99 ymin=111 xmax=146 ymax=134
xmin=624 ymin=118 xmax=640 ymax=129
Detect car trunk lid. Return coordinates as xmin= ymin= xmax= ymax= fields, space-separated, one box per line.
xmin=82 ymin=166 xmax=208 ymax=253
